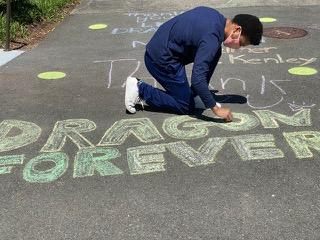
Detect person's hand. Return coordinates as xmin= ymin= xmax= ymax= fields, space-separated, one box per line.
xmin=211 ymin=105 xmax=233 ymax=122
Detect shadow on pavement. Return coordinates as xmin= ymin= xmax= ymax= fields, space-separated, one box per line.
xmin=127 ymin=94 xmax=247 ymax=123
xmin=211 ymin=91 xmax=248 ymax=104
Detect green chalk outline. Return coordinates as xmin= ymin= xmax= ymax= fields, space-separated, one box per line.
xmin=89 ymin=24 xmax=108 ymax=30
xmin=37 ymin=71 xmax=66 ymax=80
xmin=0 ymin=119 xmax=42 ymax=153
xmin=0 ymin=154 xmax=24 ymax=174
xmin=259 ymin=17 xmax=277 ymax=23
xmin=23 ymin=152 xmax=68 ymax=183
xmin=288 ymin=67 xmax=318 ymax=76
xmin=73 ymin=146 xmax=123 ymax=178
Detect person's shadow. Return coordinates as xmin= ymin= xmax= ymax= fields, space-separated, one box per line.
xmin=129 ymin=91 xmax=247 ymax=123
xmin=210 ymin=90 xmax=247 ymax=104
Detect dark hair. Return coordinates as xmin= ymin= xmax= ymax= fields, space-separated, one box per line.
xmin=232 ymin=14 xmax=263 ymax=45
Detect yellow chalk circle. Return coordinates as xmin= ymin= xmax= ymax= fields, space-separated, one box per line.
xmin=89 ymin=24 xmax=108 ymax=30
xmin=288 ymin=67 xmax=318 ymax=76
xmin=259 ymin=17 xmax=277 ymax=23
xmin=38 ymin=71 xmax=66 ymax=80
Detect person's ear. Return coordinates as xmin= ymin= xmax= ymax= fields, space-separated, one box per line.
xmin=235 ymin=25 xmax=242 ymax=34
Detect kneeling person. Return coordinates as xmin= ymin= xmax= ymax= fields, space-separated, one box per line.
xmin=125 ymin=6 xmax=263 ymax=122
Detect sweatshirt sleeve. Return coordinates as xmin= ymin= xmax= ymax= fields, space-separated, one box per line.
xmin=191 ymin=34 xmax=220 ymax=109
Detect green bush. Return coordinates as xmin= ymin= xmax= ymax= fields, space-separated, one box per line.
xmin=0 ymin=0 xmax=42 ymax=24
xmin=0 ymin=0 xmax=78 ymax=46
xmin=0 ymin=13 xmax=27 ymax=44
xmin=33 ymin=0 xmax=70 ymax=20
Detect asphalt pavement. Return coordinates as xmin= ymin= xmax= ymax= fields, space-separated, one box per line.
xmin=0 ymin=0 xmax=320 ymax=239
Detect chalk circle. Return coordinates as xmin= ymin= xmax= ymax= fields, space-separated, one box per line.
xmin=37 ymin=71 xmax=66 ymax=80
xmin=89 ymin=24 xmax=108 ymax=30
xmin=259 ymin=17 xmax=277 ymax=23
xmin=288 ymin=67 xmax=318 ymax=76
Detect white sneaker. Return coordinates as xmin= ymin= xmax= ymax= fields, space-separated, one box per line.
xmin=125 ymin=77 xmax=141 ymax=114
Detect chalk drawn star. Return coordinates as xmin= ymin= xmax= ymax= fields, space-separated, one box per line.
xmin=287 ymin=101 xmax=315 ymax=112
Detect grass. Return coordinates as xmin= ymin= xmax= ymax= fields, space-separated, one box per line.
xmin=0 ymin=0 xmax=79 ymax=47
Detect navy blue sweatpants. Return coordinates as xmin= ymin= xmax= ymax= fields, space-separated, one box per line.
xmin=138 ymin=49 xmax=221 ymax=114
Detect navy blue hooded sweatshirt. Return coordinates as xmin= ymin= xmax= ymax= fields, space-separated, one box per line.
xmin=146 ymin=6 xmax=226 ymax=108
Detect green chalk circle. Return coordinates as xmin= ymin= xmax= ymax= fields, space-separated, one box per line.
xmin=38 ymin=71 xmax=66 ymax=80
xmin=288 ymin=67 xmax=318 ymax=76
xmin=259 ymin=17 xmax=277 ymax=23
xmin=89 ymin=24 xmax=108 ymax=30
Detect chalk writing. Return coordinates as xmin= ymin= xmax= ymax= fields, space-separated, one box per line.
xmin=112 ymin=27 xmax=159 ymax=35
xmin=0 ymin=108 xmax=318 ymax=182
xmin=253 ymin=109 xmax=311 ymax=128
xmin=220 ymin=77 xmax=246 ymax=91
xmin=162 ymin=116 xmax=209 ymax=140
xmin=288 ymin=101 xmax=315 ymax=112
xmin=112 ymin=12 xmax=184 ymax=35
xmin=221 ymin=75 xmax=291 ymax=96
xmin=94 ymin=56 xmax=312 ymax=110
xmin=223 ymin=47 xmax=277 ymax=54
xmin=23 ymin=152 xmax=69 ymax=183
xmin=127 ymin=144 xmax=167 ymax=175
xmin=132 ymin=41 xmax=147 ymax=48
xmin=132 ymin=43 xmax=274 ymax=53
xmin=283 ymin=131 xmax=320 ymax=159
xmin=225 ymin=54 xmax=317 ymax=66
xmin=0 ymin=120 xmax=41 ymax=152
xmin=162 ymin=113 xmax=260 ymax=140
xmin=126 ymin=12 xmax=183 ymax=19
xmin=73 ymin=147 xmax=123 ymax=177
xmin=221 ymin=46 xmax=317 ymax=66
xmin=93 ymin=58 xmax=313 ymax=110
xmin=93 ymin=59 xmax=140 ymax=88
xmin=166 ymin=139 xmax=228 ymax=167
xmin=41 ymin=119 xmax=96 ymax=152
xmin=0 ymin=154 xmax=24 ymax=174
xmin=247 ymin=96 xmax=284 ymax=109
xmin=220 ymin=75 xmax=292 ymax=110
xmin=231 ymin=134 xmax=284 ymax=161
xmin=98 ymin=118 xmax=163 ymax=146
